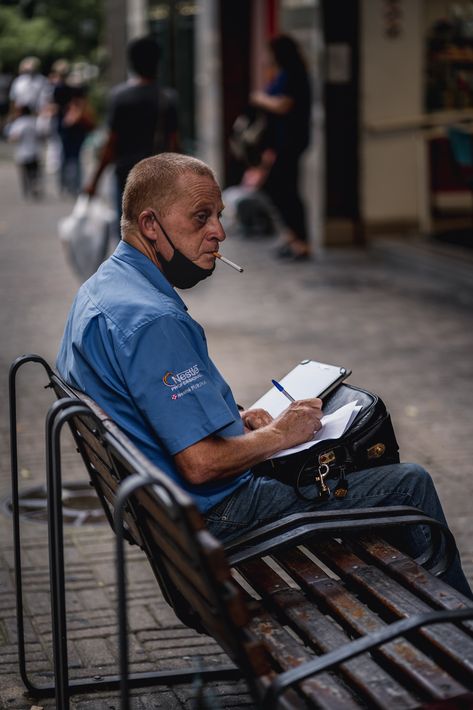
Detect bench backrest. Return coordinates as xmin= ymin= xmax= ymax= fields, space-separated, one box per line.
xmin=49 ymin=375 xmax=271 ymax=683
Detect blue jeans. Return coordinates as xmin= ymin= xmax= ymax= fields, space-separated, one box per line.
xmin=205 ymin=463 xmax=472 ymax=599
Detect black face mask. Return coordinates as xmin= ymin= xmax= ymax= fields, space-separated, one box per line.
xmin=152 ymin=212 xmax=215 ymax=289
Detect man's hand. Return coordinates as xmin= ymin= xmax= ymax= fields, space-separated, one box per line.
xmin=270 ymin=398 xmax=323 ymax=450
xmin=241 ymin=407 xmax=273 ymax=432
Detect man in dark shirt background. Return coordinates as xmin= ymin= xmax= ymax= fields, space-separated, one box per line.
xmin=86 ymin=35 xmax=179 ymax=222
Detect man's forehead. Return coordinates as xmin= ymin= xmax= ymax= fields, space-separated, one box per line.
xmin=173 ymin=172 xmax=222 ymax=208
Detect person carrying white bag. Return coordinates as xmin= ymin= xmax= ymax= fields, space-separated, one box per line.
xmin=58 ymin=194 xmax=116 ymax=282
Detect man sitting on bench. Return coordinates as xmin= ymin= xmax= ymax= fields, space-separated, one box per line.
xmin=56 ymin=153 xmax=472 ymax=599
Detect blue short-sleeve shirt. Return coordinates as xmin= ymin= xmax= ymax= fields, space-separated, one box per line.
xmin=56 ymin=241 xmax=251 ymax=512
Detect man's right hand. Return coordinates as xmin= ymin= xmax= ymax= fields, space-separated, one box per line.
xmin=270 ymin=398 xmax=323 ymax=450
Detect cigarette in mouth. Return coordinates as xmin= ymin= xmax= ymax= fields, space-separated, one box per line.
xmin=213 ymin=252 xmax=244 ymax=273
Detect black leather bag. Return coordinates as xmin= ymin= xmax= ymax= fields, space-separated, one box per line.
xmin=253 ymin=383 xmax=400 ymax=501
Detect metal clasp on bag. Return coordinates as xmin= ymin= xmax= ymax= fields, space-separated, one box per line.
xmin=314 ymin=463 xmax=330 ymax=499
xmin=367 ymin=442 xmax=386 ymax=459
xmin=318 ymin=450 xmax=336 ymax=466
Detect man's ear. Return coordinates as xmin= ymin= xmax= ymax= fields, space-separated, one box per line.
xmin=137 ymin=210 xmax=159 ymax=241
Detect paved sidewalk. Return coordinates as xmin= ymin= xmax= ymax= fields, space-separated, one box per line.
xmin=1 ymin=152 xmax=472 ymax=709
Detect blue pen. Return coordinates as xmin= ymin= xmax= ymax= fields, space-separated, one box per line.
xmin=271 ymin=379 xmax=295 ymax=403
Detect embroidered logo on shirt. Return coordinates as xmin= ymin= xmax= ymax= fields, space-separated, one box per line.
xmin=163 ymin=365 xmax=201 ymax=387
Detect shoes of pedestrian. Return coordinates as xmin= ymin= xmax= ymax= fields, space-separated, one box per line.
xmin=275 ymin=244 xmax=312 ymax=262
xmin=275 ymin=244 xmax=295 ymax=258
xmin=288 ymin=251 xmax=311 ymax=262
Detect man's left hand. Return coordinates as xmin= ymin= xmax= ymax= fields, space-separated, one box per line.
xmin=241 ymin=408 xmax=273 ymax=432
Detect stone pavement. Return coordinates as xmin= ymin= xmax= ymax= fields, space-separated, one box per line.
xmin=0 ymin=149 xmax=472 ymax=709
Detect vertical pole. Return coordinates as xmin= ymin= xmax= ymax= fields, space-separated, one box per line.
xmin=104 ymin=0 xmax=128 ymax=86
xmin=194 ymin=0 xmax=224 ymax=182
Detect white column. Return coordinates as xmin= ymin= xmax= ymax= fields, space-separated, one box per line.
xmin=194 ymin=0 xmax=224 ymax=181
xmin=127 ymin=0 xmax=148 ymax=40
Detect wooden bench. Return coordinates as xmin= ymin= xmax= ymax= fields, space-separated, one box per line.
xmin=9 ymin=355 xmax=473 ymax=709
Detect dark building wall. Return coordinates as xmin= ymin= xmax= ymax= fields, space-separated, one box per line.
xmin=219 ymin=0 xmax=252 ymax=186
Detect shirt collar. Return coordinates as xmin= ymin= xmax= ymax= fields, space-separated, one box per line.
xmin=112 ymin=240 xmax=188 ymax=311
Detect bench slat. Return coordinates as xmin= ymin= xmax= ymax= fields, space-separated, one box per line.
xmin=238 ymin=556 xmax=420 ymax=709
xmin=136 ymin=504 xmax=236 ymax=609
xmin=74 ymin=439 xmax=144 ymax=546
xmin=314 ymin=539 xmax=473 ymax=680
xmin=133 ymin=487 xmax=221 ymax=575
xmin=246 ymin=605 xmax=362 ymax=709
xmin=276 ymin=545 xmax=466 ymax=701
xmin=352 ymin=536 xmax=473 ymax=633
xmin=72 ymin=417 xmax=115 ymax=470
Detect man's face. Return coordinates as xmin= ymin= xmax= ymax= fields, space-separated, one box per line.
xmin=158 ymin=173 xmax=226 ymax=269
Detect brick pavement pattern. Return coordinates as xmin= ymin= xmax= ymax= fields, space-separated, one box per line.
xmin=0 ymin=152 xmax=472 ymax=708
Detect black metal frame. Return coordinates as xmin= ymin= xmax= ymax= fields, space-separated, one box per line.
xmin=225 ymin=505 xmax=457 ymax=573
xmin=9 ymin=355 xmax=240 ymax=709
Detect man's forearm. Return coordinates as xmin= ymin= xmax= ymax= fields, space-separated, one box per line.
xmin=174 ymin=426 xmax=284 ymax=485
xmin=175 ymin=399 xmax=323 ymax=486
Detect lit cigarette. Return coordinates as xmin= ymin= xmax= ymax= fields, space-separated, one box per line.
xmin=213 ymin=252 xmax=244 ymax=273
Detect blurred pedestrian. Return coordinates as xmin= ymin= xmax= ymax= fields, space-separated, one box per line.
xmin=9 ymin=56 xmax=49 ymax=115
xmin=4 ymin=105 xmax=46 ymax=199
xmin=60 ymin=82 xmax=96 ymax=195
xmin=85 ymin=34 xmax=179 ymax=225
xmin=250 ymin=34 xmax=312 ymax=261
xmin=45 ymin=59 xmax=73 ymax=178
xmin=44 ymin=61 xmax=96 ymax=195
xmin=0 ymin=64 xmax=13 ymax=134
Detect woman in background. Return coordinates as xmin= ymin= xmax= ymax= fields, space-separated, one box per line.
xmin=250 ymin=34 xmax=312 ymax=261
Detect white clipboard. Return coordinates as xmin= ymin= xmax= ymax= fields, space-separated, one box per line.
xmin=250 ymin=359 xmax=351 ymax=418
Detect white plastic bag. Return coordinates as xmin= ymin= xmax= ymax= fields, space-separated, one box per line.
xmin=58 ymin=195 xmax=116 ymax=282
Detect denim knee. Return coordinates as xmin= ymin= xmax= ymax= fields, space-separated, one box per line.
xmin=396 ymin=463 xmax=433 ymax=493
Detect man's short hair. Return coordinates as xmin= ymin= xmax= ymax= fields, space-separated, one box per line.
xmin=127 ymin=35 xmax=161 ymax=79
xmin=121 ymin=153 xmax=217 ymax=237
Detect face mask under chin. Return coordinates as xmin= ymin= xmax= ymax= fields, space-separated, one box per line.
xmin=159 ymin=247 xmax=215 ymax=289
xmin=150 ymin=210 xmax=215 ymax=289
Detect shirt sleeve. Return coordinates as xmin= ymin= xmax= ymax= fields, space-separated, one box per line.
xmin=117 ymin=314 xmax=238 ymax=455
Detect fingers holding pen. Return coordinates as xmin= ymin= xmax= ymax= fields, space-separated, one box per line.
xmin=272 ymin=397 xmax=324 ymax=448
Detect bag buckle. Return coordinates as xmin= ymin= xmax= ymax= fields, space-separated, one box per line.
xmin=318 ymin=450 xmax=336 ymax=466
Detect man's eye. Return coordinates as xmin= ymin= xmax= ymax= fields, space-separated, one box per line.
xmin=196 ymin=213 xmax=208 ymax=224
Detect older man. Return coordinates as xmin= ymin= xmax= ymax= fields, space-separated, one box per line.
xmin=57 ymin=153 xmax=472 ymax=598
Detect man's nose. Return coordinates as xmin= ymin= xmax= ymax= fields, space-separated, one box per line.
xmin=211 ymin=218 xmax=226 ymax=242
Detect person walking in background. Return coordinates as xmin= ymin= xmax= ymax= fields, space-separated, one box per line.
xmin=85 ymin=34 xmax=179 ymax=226
xmin=250 ymin=34 xmax=312 ymax=261
xmin=59 ymin=82 xmax=96 ymax=196
xmin=9 ymin=56 xmax=49 ymax=115
xmin=0 ymin=64 xmax=13 ymax=134
xmin=4 ymin=105 xmax=45 ymax=199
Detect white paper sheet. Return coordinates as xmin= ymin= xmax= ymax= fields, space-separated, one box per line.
xmin=271 ymin=401 xmax=362 ymax=459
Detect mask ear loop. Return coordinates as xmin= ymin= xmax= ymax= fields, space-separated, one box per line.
xmin=149 ymin=210 xmax=175 ymax=261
